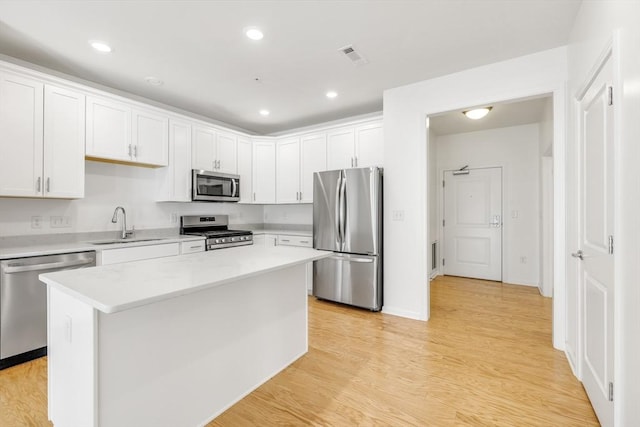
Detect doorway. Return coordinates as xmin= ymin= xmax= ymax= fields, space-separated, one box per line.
xmin=428 ymin=95 xmax=554 ymax=292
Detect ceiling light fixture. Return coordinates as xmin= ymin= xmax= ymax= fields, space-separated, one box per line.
xmin=89 ymin=40 xmax=112 ymax=53
xmin=245 ymin=27 xmax=264 ymax=41
xmin=463 ymin=107 xmax=492 ymax=120
xmin=259 ymin=109 xmax=270 ymax=116
xmin=326 ymin=91 xmax=338 ymax=99
xmin=144 ymin=76 xmax=164 ymax=86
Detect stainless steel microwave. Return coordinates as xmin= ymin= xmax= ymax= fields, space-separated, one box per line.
xmin=192 ymin=169 xmax=240 ymax=202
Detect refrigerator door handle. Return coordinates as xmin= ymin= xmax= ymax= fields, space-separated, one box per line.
xmin=329 ymin=255 xmax=374 ymax=263
xmin=334 ymin=173 xmax=343 ymax=246
xmin=339 ymin=170 xmax=347 ymax=250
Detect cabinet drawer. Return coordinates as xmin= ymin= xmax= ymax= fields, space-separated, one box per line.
xmin=277 ymin=235 xmax=312 ymax=247
xmin=180 ymin=240 xmax=205 ymax=254
xmin=99 ymin=243 xmax=180 ymax=265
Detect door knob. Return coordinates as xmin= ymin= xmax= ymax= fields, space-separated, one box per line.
xmin=571 ymin=250 xmax=584 ymax=260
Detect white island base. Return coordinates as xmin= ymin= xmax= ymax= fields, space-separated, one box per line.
xmin=42 ymin=246 xmax=329 ymax=427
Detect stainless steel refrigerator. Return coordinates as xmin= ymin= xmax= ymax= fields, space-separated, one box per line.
xmin=312 ymin=167 xmax=382 ymax=311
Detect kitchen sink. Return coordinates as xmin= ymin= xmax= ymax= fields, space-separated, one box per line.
xmin=87 ymin=238 xmax=165 ymax=245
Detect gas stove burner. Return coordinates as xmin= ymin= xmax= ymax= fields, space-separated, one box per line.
xmin=180 ymin=215 xmax=253 ymax=251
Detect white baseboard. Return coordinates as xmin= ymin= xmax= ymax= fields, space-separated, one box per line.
xmin=382 ymin=306 xmax=427 ymax=321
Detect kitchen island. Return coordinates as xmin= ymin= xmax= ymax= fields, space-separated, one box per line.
xmin=39 ymin=245 xmax=330 ymax=427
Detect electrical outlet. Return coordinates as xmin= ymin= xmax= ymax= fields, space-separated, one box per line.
xmin=520 ymin=256 xmax=527 ymax=264
xmin=392 ymin=210 xmax=405 ymax=221
xmin=31 ymin=216 xmax=42 ymax=229
xmin=170 ymin=213 xmax=178 ymax=224
xmin=50 ymin=216 xmax=72 ymax=228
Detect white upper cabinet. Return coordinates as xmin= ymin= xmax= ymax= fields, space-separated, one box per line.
xmin=157 ymin=118 xmax=192 ymax=202
xmin=192 ymin=125 xmax=216 ymax=171
xmin=276 ymin=137 xmax=301 ymax=204
xmin=327 ymin=127 xmax=355 ymax=170
xmin=276 ymin=133 xmax=327 ymax=204
xmin=132 ymin=108 xmax=169 ymax=166
xmin=43 ymin=85 xmax=86 ymax=198
xmin=192 ymin=126 xmax=237 ymax=174
xmin=86 ymin=96 xmax=131 ymax=162
xmin=0 ymin=73 xmax=44 ymax=197
xmin=327 ymin=120 xmax=383 ymax=170
xmin=300 ymin=133 xmax=327 ymax=203
xmin=216 ymin=131 xmax=237 ymax=174
xmin=355 ymin=122 xmax=383 ymax=168
xmin=86 ymin=95 xmax=168 ymax=167
xmin=0 ymin=73 xmax=84 ymax=198
xmin=236 ymin=137 xmax=253 ymax=203
xmin=252 ymin=140 xmax=276 ymax=203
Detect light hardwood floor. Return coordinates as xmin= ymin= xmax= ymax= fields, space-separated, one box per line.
xmin=0 ymin=276 xmax=598 ymax=426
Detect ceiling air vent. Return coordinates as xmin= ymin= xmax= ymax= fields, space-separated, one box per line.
xmin=338 ymin=44 xmax=369 ymax=67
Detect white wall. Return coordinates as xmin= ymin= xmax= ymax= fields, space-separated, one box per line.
xmin=568 ymin=2 xmax=640 ymax=425
xmin=435 ymin=123 xmax=540 ymax=286
xmin=383 ymin=47 xmax=567 ymax=322
xmin=0 ymin=161 xmax=264 ymax=237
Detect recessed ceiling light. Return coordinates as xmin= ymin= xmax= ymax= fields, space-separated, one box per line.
xmin=89 ymin=40 xmax=112 ymax=53
xmin=326 ymin=91 xmax=338 ymax=99
xmin=463 ymin=107 xmax=492 ymax=120
xmin=245 ymin=27 xmax=264 ymax=41
xmin=144 ymin=76 xmax=164 ymax=86
xmin=259 ymin=109 xmax=270 ymax=116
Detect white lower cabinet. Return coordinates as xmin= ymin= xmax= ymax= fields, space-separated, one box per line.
xmin=98 ymin=243 xmax=180 ymax=266
xmin=180 ymin=240 xmax=205 ymax=254
xmin=276 ymin=234 xmax=313 ymax=294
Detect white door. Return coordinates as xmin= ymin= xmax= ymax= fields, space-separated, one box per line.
xmin=85 ymin=96 xmax=131 ymax=162
xmin=355 ymin=122 xmax=383 ymax=168
xmin=443 ymin=167 xmax=502 ymax=281
xmin=300 ymin=133 xmax=327 ymax=203
xmin=576 ymin=53 xmax=614 ymax=427
xmin=252 ymin=140 xmax=276 ymax=203
xmin=327 ymin=127 xmax=355 ymax=170
xmin=192 ymin=125 xmax=216 ymax=171
xmin=216 ymin=132 xmax=237 ymax=174
xmin=43 ymin=85 xmax=85 ymax=198
xmin=132 ymin=108 xmax=168 ymax=166
xmin=236 ymin=137 xmax=253 ymax=203
xmin=0 ymin=73 xmax=44 ymax=197
xmin=276 ymin=137 xmax=300 ymax=203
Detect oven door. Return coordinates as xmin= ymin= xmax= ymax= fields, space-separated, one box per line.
xmin=192 ymin=170 xmax=240 ymax=202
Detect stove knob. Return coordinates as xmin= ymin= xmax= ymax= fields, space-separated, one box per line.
xmin=214 ymin=239 xmax=220 ymax=244
xmin=221 ymin=238 xmax=227 ymax=243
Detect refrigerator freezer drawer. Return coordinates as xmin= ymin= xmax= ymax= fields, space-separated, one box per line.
xmin=312 ymin=253 xmax=381 ymax=311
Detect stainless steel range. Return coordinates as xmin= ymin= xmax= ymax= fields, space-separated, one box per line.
xmin=180 ymin=215 xmax=253 ymax=250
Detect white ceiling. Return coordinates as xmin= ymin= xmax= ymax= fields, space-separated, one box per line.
xmin=0 ymin=1 xmax=580 ymax=134
xmin=429 ymin=96 xmax=552 ymax=136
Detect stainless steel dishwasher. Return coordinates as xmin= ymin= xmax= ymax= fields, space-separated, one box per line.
xmin=0 ymin=251 xmax=96 ymax=369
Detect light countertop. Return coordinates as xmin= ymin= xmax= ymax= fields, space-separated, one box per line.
xmin=251 ymin=229 xmax=312 ymax=237
xmin=40 ymin=245 xmax=330 ymax=314
xmin=0 ymin=234 xmax=204 ymax=260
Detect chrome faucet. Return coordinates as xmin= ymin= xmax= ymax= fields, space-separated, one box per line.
xmin=111 ymin=206 xmax=134 ymax=239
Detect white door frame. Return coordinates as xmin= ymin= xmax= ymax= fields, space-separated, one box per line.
xmin=439 ymin=165 xmax=504 ymax=282
xmin=425 ymin=86 xmax=567 ymax=351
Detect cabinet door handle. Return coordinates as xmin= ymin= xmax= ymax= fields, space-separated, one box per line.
xmin=350 ymin=157 xmax=354 ymax=167
xmin=46 ymin=177 xmax=50 ymax=193
xmin=354 ymin=157 xmax=358 ymax=167
xmin=134 ymin=145 xmax=138 ymax=158
xmin=128 ymin=144 xmax=132 ymax=157
xmin=300 ymin=240 xmax=309 ymax=244
xmin=281 ymin=239 xmax=290 ymax=243
xmin=36 ymin=177 xmax=41 ymax=192
xmin=253 ymin=192 xmax=256 ymax=201
xmin=217 ymin=160 xmax=221 ymax=169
